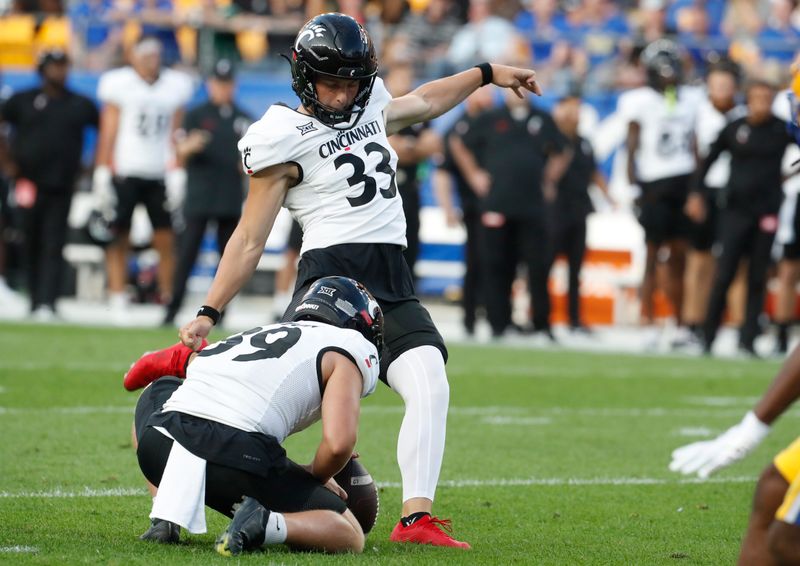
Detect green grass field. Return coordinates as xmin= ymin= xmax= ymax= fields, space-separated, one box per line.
xmin=1 ymin=322 xmax=796 ymax=565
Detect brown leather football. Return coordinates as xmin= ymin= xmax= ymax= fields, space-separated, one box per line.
xmin=333 ymin=457 xmax=379 ymax=534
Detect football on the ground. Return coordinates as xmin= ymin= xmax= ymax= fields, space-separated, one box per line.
xmin=333 ymin=457 xmax=379 ymax=534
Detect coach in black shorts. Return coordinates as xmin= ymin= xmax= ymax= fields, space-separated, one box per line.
xmin=692 ymin=80 xmax=795 ymax=356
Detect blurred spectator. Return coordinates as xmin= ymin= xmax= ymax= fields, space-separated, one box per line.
xmin=681 ymin=59 xmax=742 ymax=347
xmin=619 ymin=39 xmax=702 ymax=332
xmin=129 ymin=0 xmax=182 ymax=67
xmin=385 ymin=62 xmax=442 ymax=279
xmin=68 ymin=0 xmax=123 ymax=71
xmin=513 ymin=0 xmax=569 ymax=62
xmin=188 ymin=0 xmax=242 ymax=76
xmin=565 ymin=0 xmax=630 ymax=67
xmin=391 ymin=0 xmax=461 ymax=78
xmin=0 ymin=50 xmax=98 ymax=320
xmin=667 ymin=0 xmax=726 ymax=38
xmin=636 ymin=0 xmax=668 ymax=44
xmin=549 ymin=93 xmax=613 ymax=333
xmin=163 ymin=59 xmax=251 ymax=327
xmin=93 ymin=36 xmax=193 ymax=322
xmin=446 ymin=0 xmax=518 ymax=71
xmin=722 ymin=0 xmax=766 ymax=39
xmin=231 ymin=0 xmax=321 ymax=61
xmin=433 ymin=87 xmax=495 ymax=336
xmin=692 ymin=80 xmax=795 ymax=356
xmin=758 ymin=0 xmax=800 ymax=63
xmin=458 ymin=81 xmax=569 ymax=340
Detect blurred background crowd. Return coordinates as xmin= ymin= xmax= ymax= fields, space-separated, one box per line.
xmin=3 ymin=0 xmax=800 ymax=358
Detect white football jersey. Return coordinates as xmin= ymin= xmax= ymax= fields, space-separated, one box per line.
xmin=695 ymin=98 xmax=745 ymax=189
xmin=97 ymin=67 xmax=194 ymax=179
xmin=238 ymin=78 xmax=406 ymax=254
xmin=618 ymin=85 xmax=703 ymax=182
xmin=162 ymin=321 xmax=379 ymax=442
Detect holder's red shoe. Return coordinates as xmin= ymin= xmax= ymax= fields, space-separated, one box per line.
xmin=123 ymin=340 xmax=207 ymax=391
xmin=389 ymin=515 xmax=471 ymax=549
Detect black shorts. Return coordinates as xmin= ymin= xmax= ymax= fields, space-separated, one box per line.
xmin=688 ymin=190 xmax=719 ymax=252
xmin=637 ymin=175 xmax=692 ymax=245
xmin=783 ymin=196 xmax=800 ymax=260
xmin=112 ymin=176 xmax=171 ymax=231
xmin=288 ymin=243 xmax=447 ymax=382
xmin=134 ymin=378 xmax=346 ymax=517
xmin=287 ymin=220 xmax=303 ymax=253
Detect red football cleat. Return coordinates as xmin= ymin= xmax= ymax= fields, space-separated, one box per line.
xmin=123 ymin=340 xmax=207 ymax=391
xmin=389 ymin=515 xmax=471 ymax=549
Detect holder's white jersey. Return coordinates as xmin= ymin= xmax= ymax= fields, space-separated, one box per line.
xmin=162 ymin=321 xmax=379 ymax=442
xmin=618 ymin=85 xmax=704 ymax=182
xmin=695 ymin=98 xmax=746 ymax=190
xmin=97 ymin=67 xmax=193 ymax=179
xmin=238 ymin=78 xmax=406 ymax=254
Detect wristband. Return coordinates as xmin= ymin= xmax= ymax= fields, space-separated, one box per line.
xmin=197 ymin=305 xmax=221 ymax=325
xmin=475 ymin=62 xmax=493 ymax=87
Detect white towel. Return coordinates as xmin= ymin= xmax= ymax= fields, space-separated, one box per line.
xmin=150 ymin=427 xmax=208 ymax=534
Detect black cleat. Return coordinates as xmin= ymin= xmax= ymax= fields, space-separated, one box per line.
xmin=216 ymin=497 xmax=270 ymax=556
xmin=139 ymin=518 xmax=180 ymax=544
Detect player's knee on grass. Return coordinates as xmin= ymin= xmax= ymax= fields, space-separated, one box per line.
xmin=768 ymin=521 xmax=800 ymax=565
xmin=341 ymin=509 xmax=365 ymax=553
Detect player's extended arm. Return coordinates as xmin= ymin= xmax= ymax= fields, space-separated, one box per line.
xmin=309 ymin=351 xmax=363 ymax=484
xmin=670 ymin=344 xmax=800 ymax=478
xmin=385 ymin=64 xmax=541 ymax=135
xmin=178 ymin=164 xmax=295 ymax=349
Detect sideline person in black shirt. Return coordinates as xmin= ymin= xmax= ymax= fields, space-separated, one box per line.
xmin=0 ymin=50 xmax=98 ymax=320
xmin=460 ymin=86 xmax=569 ymax=339
xmin=432 ymin=87 xmax=494 ymax=336
xmin=688 ymin=80 xmax=795 ymax=356
xmin=163 ymin=60 xmax=252 ymax=326
xmin=549 ymin=94 xmax=613 ymax=333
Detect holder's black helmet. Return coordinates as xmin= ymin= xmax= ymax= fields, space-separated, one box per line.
xmin=290 ymin=13 xmax=378 ymax=129
xmin=290 ymin=276 xmax=384 ymax=356
xmin=641 ymin=39 xmax=683 ymax=91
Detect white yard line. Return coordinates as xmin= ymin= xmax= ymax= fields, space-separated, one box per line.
xmin=675 ymin=427 xmax=714 ymax=437
xmin=0 ymin=546 xmax=37 ymax=553
xmin=0 ymin=476 xmax=757 ymax=499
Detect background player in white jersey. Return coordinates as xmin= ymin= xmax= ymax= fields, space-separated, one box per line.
xmin=178 ymin=12 xmax=541 ymax=548
xmin=128 ymin=276 xmax=382 ymax=554
xmin=92 ymin=36 xmax=194 ymax=320
xmin=619 ymin=39 xmax=702 ymax=337
xmin=681 ymin=60 xmax=743 ymax=348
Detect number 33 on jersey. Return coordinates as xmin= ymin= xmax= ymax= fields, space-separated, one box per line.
xmin=237 ymin=78 xmax=406 ymax=255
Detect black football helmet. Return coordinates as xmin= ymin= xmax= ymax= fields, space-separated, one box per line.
xmin=290 ymin=276 xmax=384 ymax=355
xmin=289 ymin=13 xmax=378 ymax=129
xmin=641 ymin=39 xmax=683 ymax=91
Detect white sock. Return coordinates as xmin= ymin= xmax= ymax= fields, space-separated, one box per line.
xmin=263 ymin=511 xmax=287 ymax=545
xmin=387 ymin=345 xmax=449 ymax=503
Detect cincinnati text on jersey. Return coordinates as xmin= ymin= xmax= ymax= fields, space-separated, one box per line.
xmin=318 ymin=119 xmax=383 ymax=158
